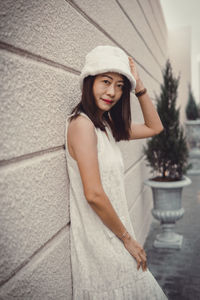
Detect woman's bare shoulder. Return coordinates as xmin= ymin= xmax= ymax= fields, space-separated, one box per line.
xmin=67 ymin=114 xmax=97 ymax=147
xmin=68 ymin=114 xmax=95 ymax=133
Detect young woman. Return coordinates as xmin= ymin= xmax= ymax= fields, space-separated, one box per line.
xmin=65 ymin=46 xmax=168 ymax=299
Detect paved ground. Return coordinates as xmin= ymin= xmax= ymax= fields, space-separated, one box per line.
xmin=144 ymin=174 xmax=200 ymax=300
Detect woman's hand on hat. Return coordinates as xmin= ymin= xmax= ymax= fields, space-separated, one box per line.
xmin=128 ymin=57 xmax=145 ymax=93
xmin=128 ymin=57 xmax=140 ymax=81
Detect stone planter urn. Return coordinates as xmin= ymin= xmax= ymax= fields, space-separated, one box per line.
xmin=185 ymin=119 xmax=200 ymax=175
xmin=144 ymin=176 xmax=191 ymax=249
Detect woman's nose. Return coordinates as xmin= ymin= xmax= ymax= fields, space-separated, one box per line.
xmin=106 ymin=84 xmax=115 ymax=97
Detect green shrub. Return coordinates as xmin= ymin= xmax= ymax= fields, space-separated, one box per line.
xmin=186 ymin=85 xmax=199 ymax=120
xmin=143 ymin=59 xmax=190 ymax=181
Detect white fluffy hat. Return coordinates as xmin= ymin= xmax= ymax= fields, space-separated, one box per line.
xmin=79 ymin=45 xmax=136 ymax=91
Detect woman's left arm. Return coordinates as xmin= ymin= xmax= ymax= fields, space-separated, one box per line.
xmin=128 ymin=57 xmax=164 ymax=140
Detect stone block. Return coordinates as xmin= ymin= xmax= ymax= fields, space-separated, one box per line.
xmin=0 ymin=228 xmax=72 ymax=300
xmin=0 ymin=151 xmax=69 ymax=283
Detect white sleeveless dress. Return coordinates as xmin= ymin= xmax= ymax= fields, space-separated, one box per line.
xmin=65 ymin=112 xmax=168 ymax=300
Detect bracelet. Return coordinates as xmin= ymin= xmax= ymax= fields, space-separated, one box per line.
xmin=119 ymin=230 xmax=128 ymax=240
xmin=135 ymin=88 xmax=147 ymax=97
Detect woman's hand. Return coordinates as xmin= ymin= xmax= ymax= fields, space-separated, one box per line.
xmin=128 ymin=56 xmax=140 ymax=81
xmin=128 ymin=57 xmax=145 ymax=93
xmin=122 ymin=232 xmax=147 ymax=271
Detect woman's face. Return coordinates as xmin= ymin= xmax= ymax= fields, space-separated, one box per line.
xmin=92 ymin=72 xmax=124 ymax=115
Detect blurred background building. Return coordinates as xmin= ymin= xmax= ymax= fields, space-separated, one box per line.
xmin=161 ymin=0 xmax=200 ymax=106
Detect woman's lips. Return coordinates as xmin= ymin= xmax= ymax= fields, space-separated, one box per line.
xmin=101 ymin=98 xmax=113 ymax=104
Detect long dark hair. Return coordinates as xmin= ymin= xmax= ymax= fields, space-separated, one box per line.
xmin=68 ymin=74 xmax=132 ymax=141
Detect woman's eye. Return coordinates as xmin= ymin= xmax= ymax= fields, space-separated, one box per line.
xmin=118 ymin=85 xmax=124 ymax=89
xmin=103 ymin=80 xmax=110 ymax=84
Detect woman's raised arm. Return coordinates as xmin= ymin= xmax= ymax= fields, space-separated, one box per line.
xmin=128 ymin=57 xmax=164 ymax=140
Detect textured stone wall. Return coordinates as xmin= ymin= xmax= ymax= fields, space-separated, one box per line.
xmin=0 ymin=0 xmax=168 ymax=298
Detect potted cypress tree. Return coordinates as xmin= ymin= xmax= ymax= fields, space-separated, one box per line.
xmin=185 ymin=85 xmax=200 ymax=174
xmin=198 ymin=102 xmax=200 ymax=117
xmin=186 ymin=84 xmax=199 ymax=120
xmin=143 ymin=59 xmax=191 ymax=249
